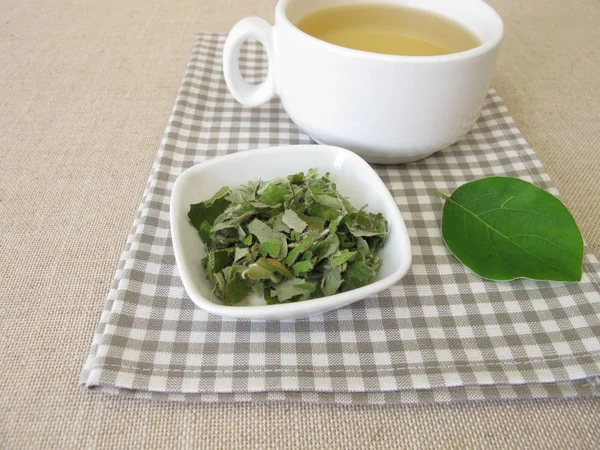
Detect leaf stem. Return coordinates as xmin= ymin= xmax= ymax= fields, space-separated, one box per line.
xmin=436 ymin=191 xmax=451 ymax=201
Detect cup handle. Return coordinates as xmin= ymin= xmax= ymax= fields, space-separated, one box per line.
xmin=223 ymin=17 xmax=276 ymax=107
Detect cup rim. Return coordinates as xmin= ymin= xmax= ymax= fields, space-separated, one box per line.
xmin=276 ymin=0 xmax=504 ymax=63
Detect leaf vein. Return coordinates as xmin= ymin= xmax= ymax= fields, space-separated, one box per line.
xmin=477 ymin=207 xmax=558 ymax=220
xmin=460 ymin=191 xmax=497 ymax=206
xmin=446 ymin=197 xmax=562 ymax=273
xmin=504 ymin=208 xmax=557 ymax=219
xmin=500 ymin=196 xmax=515 ymax=208
xmin=487 ymin=227 xmax=520 ymax=273
xmin=507 ymin=234 xmax=570 ymax=252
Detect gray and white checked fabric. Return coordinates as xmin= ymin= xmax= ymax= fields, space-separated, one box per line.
xmin=80 ymin=34 xmax=600 ymax=404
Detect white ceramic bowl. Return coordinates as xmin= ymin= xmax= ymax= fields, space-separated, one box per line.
xmin=170 ymin=145 xmax=412 ymax=320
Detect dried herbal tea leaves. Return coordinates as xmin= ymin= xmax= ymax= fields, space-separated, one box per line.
xmin=188 ymin=169 xmax=388 ymax=305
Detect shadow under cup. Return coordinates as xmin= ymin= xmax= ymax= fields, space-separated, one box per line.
xmin=223 ymin=0 xmax=504 ymax=164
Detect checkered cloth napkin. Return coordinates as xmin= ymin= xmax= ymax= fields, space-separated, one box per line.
xmin=80 ymin=34 xmax=600 ymax=404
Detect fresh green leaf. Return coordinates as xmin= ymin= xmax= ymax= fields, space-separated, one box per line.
xmin=438 ymin=176 xmax=583 ymax=282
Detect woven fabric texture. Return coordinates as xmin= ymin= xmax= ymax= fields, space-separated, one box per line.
xmin=80 ymin=35 xmax=600 ymax=404
xmin=2 ymin=0 xmax=599 ymax=447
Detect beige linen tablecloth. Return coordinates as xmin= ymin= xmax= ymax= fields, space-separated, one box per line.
xmin=1 ymin=0 xmax=599 ymax=447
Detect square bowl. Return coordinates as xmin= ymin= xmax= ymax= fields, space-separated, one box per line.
xmin=170 ymin=145 xmax=412 ymax=320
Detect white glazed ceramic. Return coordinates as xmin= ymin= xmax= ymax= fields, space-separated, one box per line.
xmin=223 ymin=0 xmax=503 ymax=164
xmin=170 ymin=145 xmax=412 ymax=320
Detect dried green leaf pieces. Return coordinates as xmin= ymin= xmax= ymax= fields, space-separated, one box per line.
xmin=188 ymin=170 xmax=388 ymax=305
xmin=438 ymin=177 xmax=583 ymax=282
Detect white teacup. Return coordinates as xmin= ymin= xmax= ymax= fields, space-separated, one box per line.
xmin=223 ymin=0 xmax=503 ymax=164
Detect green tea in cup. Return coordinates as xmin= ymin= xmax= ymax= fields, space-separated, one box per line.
xmin=295 ymin=4 xmax=481 ymax=56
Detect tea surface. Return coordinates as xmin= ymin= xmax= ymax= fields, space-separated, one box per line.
xmin=295 ymin=4 xmax=481 ymax=56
